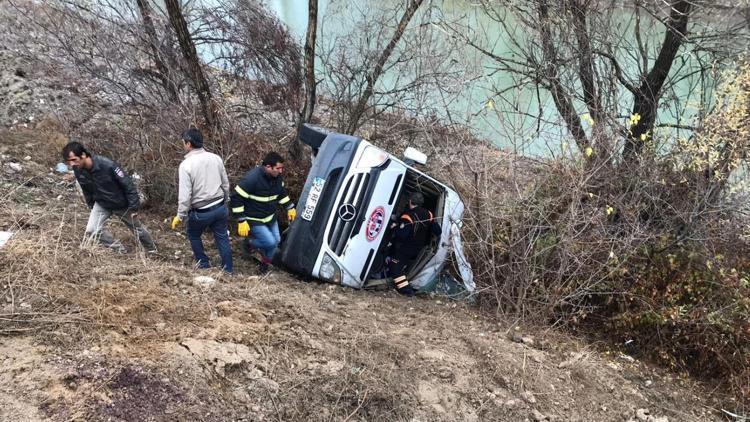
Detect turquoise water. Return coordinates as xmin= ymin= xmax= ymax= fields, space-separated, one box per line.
xmin=204 ymin=1 xmax=715 ymax=155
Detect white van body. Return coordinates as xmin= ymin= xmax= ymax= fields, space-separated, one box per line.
xmin=275 ymin=125 xmax=474 ymax=293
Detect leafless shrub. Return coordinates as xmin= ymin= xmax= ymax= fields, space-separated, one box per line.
xmin=196 ymin=0 xmax=303 ymax=115
xmin=317 ymin=0 xmax=472 ymax=134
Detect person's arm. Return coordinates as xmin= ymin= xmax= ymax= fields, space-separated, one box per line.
xmin=277 ymin=179 xmax=295 ymax=210
xmin=230 ymin=174 xmax=253 ymax=237
xmin=177 ymin=162 xmax=192 ymax=219
xmin=219 ymin=160 xmax=230 ymax=204
xmin=76 ymin=172 xmax=95 ymax=208
xmin=232 ymin=175 xmax=253 ymax=220
xmin=393 ymin=214 xmax=414 ymax=241
xmin=112 ymin=164 xmax=140 ymax=211
xmin=428 ymin=212 xmax=442 ymax=237
xmin=431 ymin=221 xmax=442 ymax=237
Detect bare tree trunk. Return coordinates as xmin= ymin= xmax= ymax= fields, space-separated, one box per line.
xmin=623 ymin=0 xmax=691 ymax=161
xmin=292 ymin=0 xmax=318 ymax=159
xmin=164 ymin=0 xmax=220 ymax=133
xmin=344 ymin=0 xmax=424 ymax=135
xmin=566 ymin=0 xmax=601 ymax=123
xmin=136 ymin=0 xmax=179 ymax=103
xmin=538 ymin=0 xmax=590 ymax=152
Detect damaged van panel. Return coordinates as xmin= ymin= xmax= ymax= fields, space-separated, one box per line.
xmin=274 ymin=124 xmax=474 ymax=294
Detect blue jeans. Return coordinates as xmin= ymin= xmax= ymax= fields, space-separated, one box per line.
xmin=249 ymin=221 xmax=280 ymax=260
xmin=186 ymin=205 xmax=233 ymax=273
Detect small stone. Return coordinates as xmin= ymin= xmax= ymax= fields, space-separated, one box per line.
xmin=23 ymin=156 xmax=31 ymax=161
xmin=193 ymin=276 xmax=216 ymax=288
xmin=521 ymin=390 xmax=537 ymax=404
xmin=7 ymin=162 xmax=22 ymax=172
xmin=635 ymin=408 xmax=650 ymax=421
xmin=504 ymin=399 xmax=519 ymax=408
xmin=437 ymin=367 xmax=453 ymax=380
xmin=531 ymin=409 xmax=547 ymax=421
xmin=619 ymin=354 xmax=636 ymax=363
xmin=644 ymin=380 xmax=653 ymax=387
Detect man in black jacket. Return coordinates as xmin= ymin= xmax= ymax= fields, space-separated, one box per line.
xmin=387 ymin=191 xmax=441 ymax=296
xmin=63 ymin=142 xmax=156 ymax=254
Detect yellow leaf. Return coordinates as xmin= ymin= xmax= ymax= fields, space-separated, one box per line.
xmin=582 ymin=113 xmax=594 ymax=125
xmin=606 ymin=206 xmax=614 ymax=216
xmin=486 ymin=99 xmax=494 ymax=110
xmin=584 ymin=147 xmax=593 ymax=157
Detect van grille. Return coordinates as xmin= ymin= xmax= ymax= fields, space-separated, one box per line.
xmin=327 ymin=173 xmax=370 ymax=255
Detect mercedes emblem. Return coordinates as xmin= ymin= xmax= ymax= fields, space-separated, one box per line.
xmin=338 ymin=203 xmax=356 ymax=222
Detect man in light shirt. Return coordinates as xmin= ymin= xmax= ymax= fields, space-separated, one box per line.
xmin=171 ymin=128 xmax=233 ymax=273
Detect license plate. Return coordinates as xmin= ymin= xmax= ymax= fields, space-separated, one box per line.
xmin=301 ymin=177 xmax=325 ymax=221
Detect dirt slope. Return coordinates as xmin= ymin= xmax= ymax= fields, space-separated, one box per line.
xmin=0 ymin=129 xmax=729 ymax=421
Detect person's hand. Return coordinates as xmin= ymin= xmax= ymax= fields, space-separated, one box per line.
xmin=171 ymin=216 xmax=182 ymax=230
xmin=287 ymin=208 xmax=297 ymax=222
xmin=238 ymin=221 xmax=250 ymax=237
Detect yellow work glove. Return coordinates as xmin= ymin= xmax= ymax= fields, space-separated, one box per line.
xmin=171 ymin=216 xmax=182 ymax=230
xmin=287 ymin=208 xmax=297 ymax=222
xmin=238 ymin=221 xmax=250 ymax=237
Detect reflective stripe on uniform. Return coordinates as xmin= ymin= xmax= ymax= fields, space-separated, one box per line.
xmin=401 ymin=214 xmax=413 ymax=224
xmin=395 ymin=279 xmax=410 ymax=289
xmin=247 ymin=214 xmax=275 ymax=223
xmin=278 ymin=196 xmax=291 ymax=205
xmin=235 ymin=185 xmax=278 ymax=202
xmin=232 ymin=206 xmax=245 ymax=213
xmin=235 ymin=185 xmax=251 ymax=198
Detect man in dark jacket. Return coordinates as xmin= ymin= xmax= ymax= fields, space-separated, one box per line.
xmin=230 ymin=151 xmax=296 ymax=273
xmin=388 ymin=191 xmax=441 ymax=296
xmin=62 ymin=142 xmax=156 ymax=254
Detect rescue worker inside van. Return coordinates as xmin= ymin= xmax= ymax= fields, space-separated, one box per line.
xmin=231 ymin=152 xmax=296 ymax=273
xmin=388 ymin=191 xmax=441 ymax=296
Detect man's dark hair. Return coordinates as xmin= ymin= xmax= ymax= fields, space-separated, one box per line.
xmin=409 ymin=191 xmax=425 ymax=207
xmin=181 ymin=128 xmax=204 ymax=148
xmin=262 ymin=151 xmax=284 ymax=167
xmin=62 ymin=141 xmax=89 ymax=160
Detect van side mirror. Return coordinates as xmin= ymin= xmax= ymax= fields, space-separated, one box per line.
xmin=403 ymin=147 xmax=427 ymax=165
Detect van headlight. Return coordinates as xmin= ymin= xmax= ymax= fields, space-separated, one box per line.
xmin=319 ymin=253 xmax=342 ymax=284
xmin=356 ymin=145 xmax=388 ymax=168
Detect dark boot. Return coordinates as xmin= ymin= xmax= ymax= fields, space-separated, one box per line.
xmin=396 ymin=284 xmax=416 ymax=297
xmin=258 ymin=256 xmax=272 ymax=274
xmin=393 ymin=275 xmax=415 ymax=297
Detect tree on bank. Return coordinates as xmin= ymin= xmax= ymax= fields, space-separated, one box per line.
xmin=164 ymin=0 xmax=220 ymax=133
xmin=292 ymin=0 xmax=319 ymax=160
xmin=448 ymin=0 xmax=746 ymax=166
xmin=344 ymin=0 xmax=424 ymax=134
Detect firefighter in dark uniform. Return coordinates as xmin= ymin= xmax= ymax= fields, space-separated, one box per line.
xmin=230 ymin=151 xmax=296 ymax=273
xmin=388 ymin=191 xmax=441 ymax=296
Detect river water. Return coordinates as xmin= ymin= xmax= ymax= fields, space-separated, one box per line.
xmin=231 ymin=1 xmax=710 ymax=154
